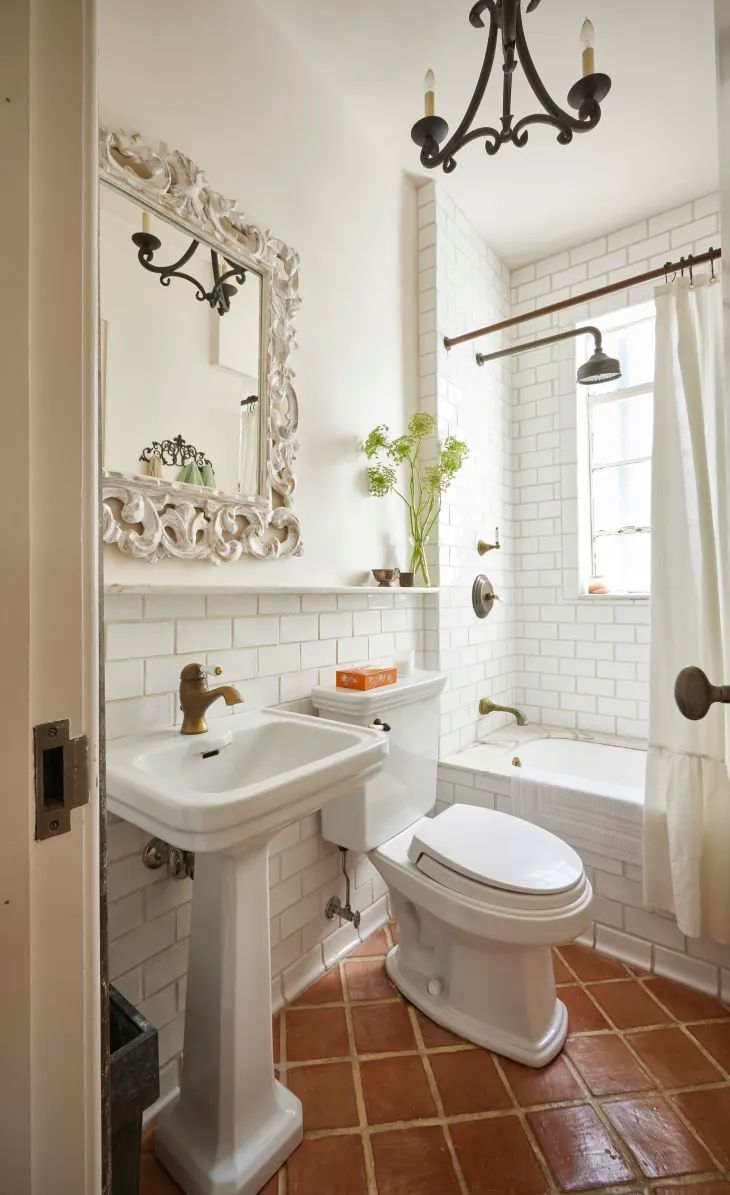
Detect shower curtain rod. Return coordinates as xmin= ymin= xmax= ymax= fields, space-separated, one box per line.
xmin=443 ymin=246 xmax=722 ymax=350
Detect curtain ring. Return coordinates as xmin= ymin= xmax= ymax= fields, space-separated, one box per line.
xmin=709 ymin=247 xmax=717 ymax=282
xmin=688 ymin=253 xmax=694 ymax=286
xmin=679 ymin=256 xmax=686 ymax=278
xmin=664 ymin=260 xmax=672 ymax=284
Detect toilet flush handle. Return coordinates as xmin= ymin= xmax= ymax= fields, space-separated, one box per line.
xmin=373 ymin=718 xmax=391 ymax=733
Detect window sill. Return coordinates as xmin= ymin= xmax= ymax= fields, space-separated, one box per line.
xmin=575 ymin=592 xmax=650 ymax=602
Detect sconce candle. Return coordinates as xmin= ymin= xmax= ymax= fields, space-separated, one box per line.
xmin=581 ymin=19 xmax=595 ymax=77
xmin=424 ymin=69 xmax=436 ymax=118
xmin=142 ymin=209 xmax=151 ymax=235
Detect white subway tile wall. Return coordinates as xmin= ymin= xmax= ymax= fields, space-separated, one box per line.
xmin=509 ymin=193 xmax=720 ymax=740
xmin=105 ymin=588 xmax=429 ymax=1099
xmin=418 ymin=182 xmax=516 ymax=756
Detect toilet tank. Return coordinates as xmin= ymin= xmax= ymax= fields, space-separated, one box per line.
xmin=311 ymin=670 xmax=447 ymax=853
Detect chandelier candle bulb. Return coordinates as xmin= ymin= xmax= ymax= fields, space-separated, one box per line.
xmin=581 ymin=19 xmax=595 ymax=77
xmin=424 ymin=69 xmax=436 ymax=117
xmin=142 ymin=209 xmax=151 ymax=235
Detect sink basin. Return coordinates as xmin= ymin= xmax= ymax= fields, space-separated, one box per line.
xmin=106 ymin=708 xmax=388 ymax=1195
xmin=107 ymin=708 xmax=386 ymax=852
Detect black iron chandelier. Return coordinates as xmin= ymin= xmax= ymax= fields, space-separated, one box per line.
xmin=131 ymin=212 xmax=246 ymax=316
xmin=411 ymin=0 xmax=611 ymax=173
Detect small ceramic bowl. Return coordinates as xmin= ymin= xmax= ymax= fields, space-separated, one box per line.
xmin=372 ymin=569 xmax=395 ymax=588
xmin=398 ymin=572 xmax=415 ymax=587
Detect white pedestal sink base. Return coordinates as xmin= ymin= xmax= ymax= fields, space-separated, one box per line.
xmin=156 ymin=1081 xmax=300 ymax=1195
xmin=155 ymin=843 xmax=302 ymax=1195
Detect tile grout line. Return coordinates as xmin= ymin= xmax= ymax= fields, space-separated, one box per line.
xmin=406 ymin=1002 xmax=471 ymax=1195
xmin=342 ymin=949 xmax=384 ymax=1194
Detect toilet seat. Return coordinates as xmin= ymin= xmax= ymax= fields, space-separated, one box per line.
xmin=408 ymin=804 xmax=584 ymax=901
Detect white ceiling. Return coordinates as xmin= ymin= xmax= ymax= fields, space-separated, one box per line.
xmin=265 ymin=0 xmax=719 ymax=266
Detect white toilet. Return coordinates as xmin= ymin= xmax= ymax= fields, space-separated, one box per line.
xmin=311 ymin=670 xmax=593 ymax=1067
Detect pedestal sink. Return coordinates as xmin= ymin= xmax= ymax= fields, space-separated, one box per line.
xmin=106 ymin=708 xmax=388 ymax=1195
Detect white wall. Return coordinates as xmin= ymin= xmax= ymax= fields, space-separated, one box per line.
xmin=510 ymin=195 xmax=722 ymax=738
xmin=417 ymin=183 xmax=515 ymax=755
xmin=99 ymin=0 xmax=418 ymax=587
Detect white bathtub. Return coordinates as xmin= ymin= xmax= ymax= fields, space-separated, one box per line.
xmin=450 ymin=729 xmax=646 ymax=805
xmin=441 ymin=726 xmax=646 ymax=864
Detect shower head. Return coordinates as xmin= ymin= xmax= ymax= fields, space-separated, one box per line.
xmin=577 ymin=345 xmax=622 ymax=387
xmin=475 ymin=324 xmax=621 ymax=387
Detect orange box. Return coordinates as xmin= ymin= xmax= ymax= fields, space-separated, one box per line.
xmin=336 ymin=666 xmax=398 ymax=691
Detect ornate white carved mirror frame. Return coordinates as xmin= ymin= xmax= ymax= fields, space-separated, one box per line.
xmin=99 ymin=128 xmax=302 ymax=563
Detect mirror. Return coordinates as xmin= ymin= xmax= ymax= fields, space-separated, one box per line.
xmin=99 ymin=128 xmax=302 ymax=563
xmin=100 ymin=186 xmax=265 ymax=498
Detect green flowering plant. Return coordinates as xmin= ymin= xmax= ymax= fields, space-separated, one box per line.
xmin=362 ymin=412 xmax=468 ymax=585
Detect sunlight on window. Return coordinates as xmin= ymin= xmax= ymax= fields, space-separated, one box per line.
xmin=578 ymin=304 xmax=654 ymax=595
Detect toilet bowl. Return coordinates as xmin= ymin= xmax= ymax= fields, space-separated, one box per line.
xmin=311 ymin=671 xmax=593 ymax=1067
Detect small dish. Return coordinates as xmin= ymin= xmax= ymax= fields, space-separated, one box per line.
xmin=372 ymin=569 xmax=395 ymax=588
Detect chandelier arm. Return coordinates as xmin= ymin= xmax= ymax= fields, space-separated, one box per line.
xmin=446 ymin=123 xmax=503 ymax=157
xmin=428 ymin=10 xmax=500 ymax=168
xmin=514 ymin=6 xmax=594 ymax=132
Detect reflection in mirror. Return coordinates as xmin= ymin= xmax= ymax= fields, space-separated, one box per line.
xmin=100 ymin=184 xmax=264 ymax=498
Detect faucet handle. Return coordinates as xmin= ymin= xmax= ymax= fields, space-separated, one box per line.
xmin=179 ymin=663 xmax=223 ymax=682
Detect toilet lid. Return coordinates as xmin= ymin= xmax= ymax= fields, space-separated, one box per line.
xmin=408 ymin=805 xmax=584 ymax=896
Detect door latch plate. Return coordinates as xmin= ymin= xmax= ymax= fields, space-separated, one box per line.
xmin=33 ymin=719 xmax=89 ymax=841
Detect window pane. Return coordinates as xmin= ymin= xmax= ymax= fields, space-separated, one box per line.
xmin=581 ymin=316 xmax=654 ymax=393
xmin=594 ymin=532 xmax=651 ymax=593
xmin=592 ymin=459 xmax=651 ymax=531
xmin=591 ymin=393 xmax=653 ymax=466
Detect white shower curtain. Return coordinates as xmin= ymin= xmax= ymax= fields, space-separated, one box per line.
xmin=643 ymin=276 xmax=730 ymax=944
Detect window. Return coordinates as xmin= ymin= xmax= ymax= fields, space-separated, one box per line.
xmin=577 ymin=303 xmax=655 ymax=595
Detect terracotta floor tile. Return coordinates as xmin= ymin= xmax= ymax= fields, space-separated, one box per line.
xmin=559 ymin=943 xmax=629 ymax=982
xmin=352 ymin=1001 xmax=416 ymax=1055
xmin=628 ymin=1027 xmax=723 ymax=1088
xmin=527 ymin=1104 xmax=634 ymax=1191
xmin=343 ymin=958 xmax=398 ymax=1001
xmin=500 ymin=1053 xmax=583 ymax=1106
xmin=286 ymin=1134 xmax=367 ymax=1195
xmin=285 ymin=1006 xmax=349 ymax=1062
xmin=553 ymin=949 xmax=573 ymax=984
xmin=566 ymin=1032 xmax=654 ymax=1096
xmin=416 ymin=1008 xmax=470 ymax=1049
xmin=349 ymin=928 xmax=390 ymax=957
xmin=140 ymin=1154 xmax=185 ymax=1195
xmin=371 ymin=1125 xmax=461 ymax=1195
xmin=450 ymin=1115 xmax=548 ymax=1195
xmin=291 ymin=966 xmax=343 ymax=1006
xmin=286 ymin=1061 xmax=359 ymax=1131
xmin=589 ymin=980 xmax=673 ymax=1029
xmin=561 ymin=984 xmax=611 ymax=1032
xmin=644 ymin=976 xmax=730 ymax=1023
xmin=360 ymin=1054 xmax=437 ymax=1124
xmin=429 ymin=1048 xmax=512 ymax=1115
xmin=257 ymin=1177 xmax=278 ymax=1195
xmin=604 ymin=1096 xmax=716 ymax=1179
xmin=674 ymin=1087 xmax=730 ymax=1168
xmin=689 ymin=1021 xmax=730 ymax=1072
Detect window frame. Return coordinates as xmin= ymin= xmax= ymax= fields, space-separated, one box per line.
xmin=577 ymin=303 xmax=655 ymax=598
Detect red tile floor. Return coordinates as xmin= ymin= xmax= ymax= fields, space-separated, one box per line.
xmin=141 ymin=922 xmax=730 ymax=1195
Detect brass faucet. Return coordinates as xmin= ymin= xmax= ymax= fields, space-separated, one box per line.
xmin=179 ymin=663 xmax=243 ymax=735
xmin=478 ymin=697 xmax=527 ymax=726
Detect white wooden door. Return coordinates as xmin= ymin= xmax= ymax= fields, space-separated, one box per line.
xmin=0 ymin=1 xmax=101 ymax=1192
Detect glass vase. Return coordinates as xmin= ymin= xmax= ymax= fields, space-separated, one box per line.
xmin=409 ymin=534 xmax=431 ymax=587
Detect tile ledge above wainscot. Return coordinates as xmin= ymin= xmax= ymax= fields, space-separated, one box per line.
xmin=104 ymin=583 xmax=440 ymax=596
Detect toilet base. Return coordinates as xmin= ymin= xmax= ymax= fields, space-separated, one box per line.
xmin=386 ymin=945 xmax=567 ymax=1066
